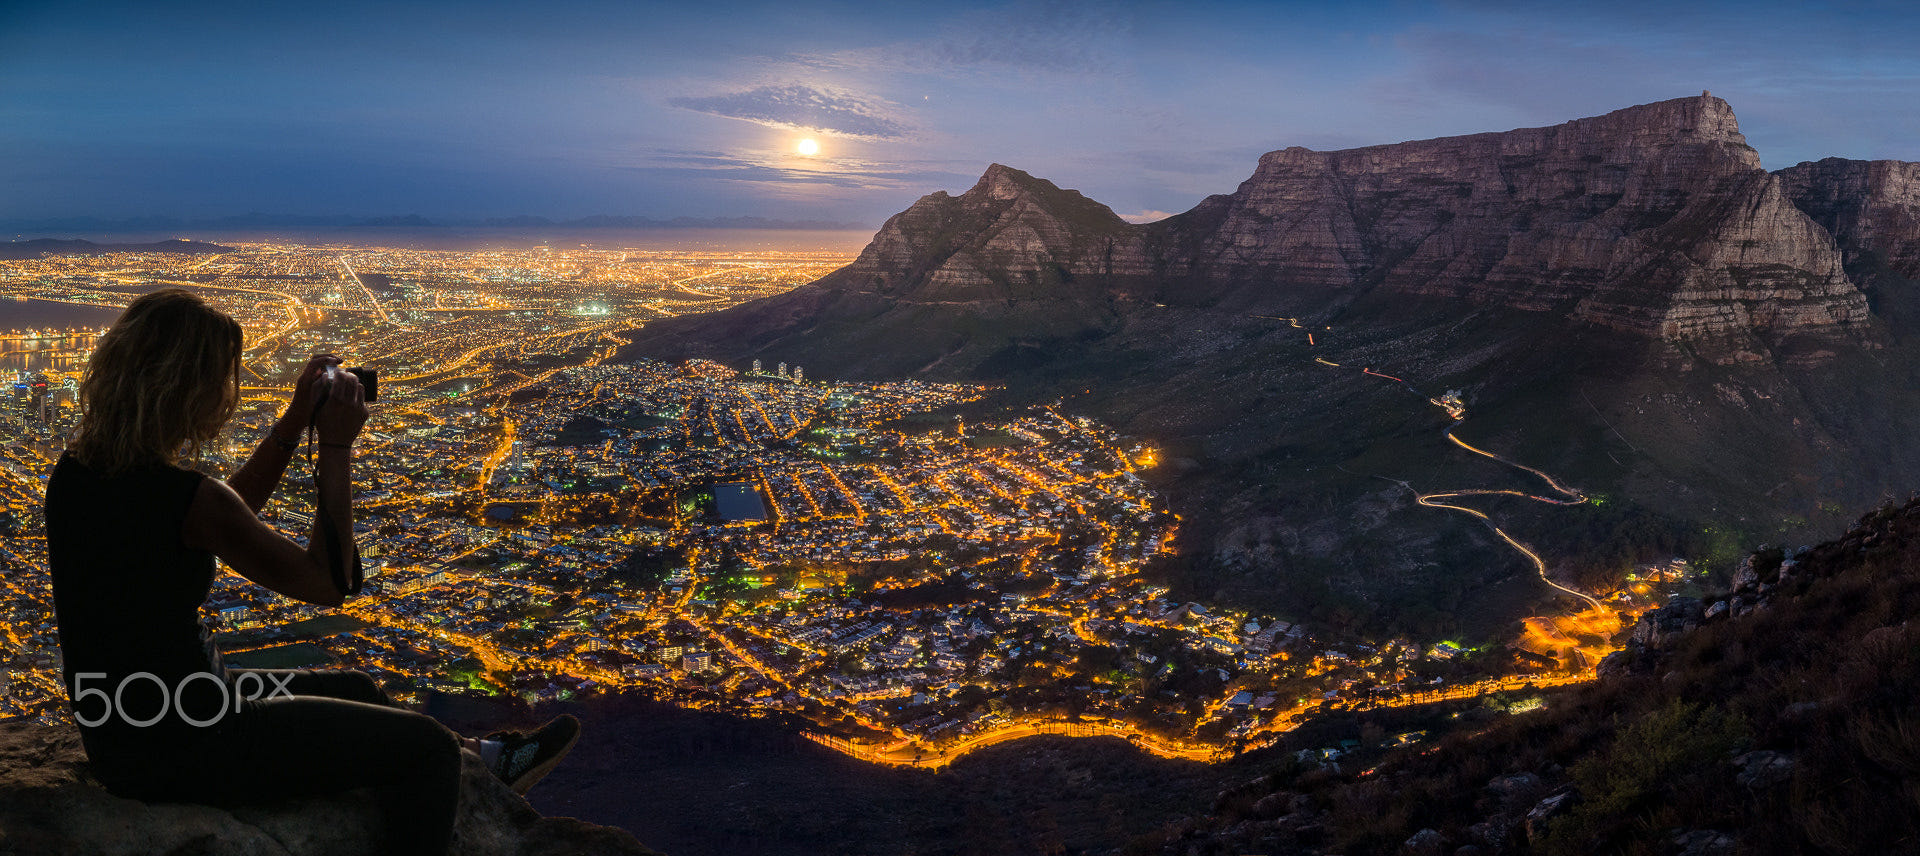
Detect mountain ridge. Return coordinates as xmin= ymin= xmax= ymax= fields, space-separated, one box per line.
xmin=620 ymin=95 xmax=1920 ymax=638
xmin=632 ymin=95 xmax=1903 ymax=373
xmin=0 ymin=238 xmax=234 ymax=260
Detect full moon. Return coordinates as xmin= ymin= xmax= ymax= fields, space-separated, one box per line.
xmin=796 ymin=138 xmax=819 ymax=156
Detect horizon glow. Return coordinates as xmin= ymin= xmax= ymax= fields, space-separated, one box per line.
xmin=3 ymin=0 xmax=1918 ymax=231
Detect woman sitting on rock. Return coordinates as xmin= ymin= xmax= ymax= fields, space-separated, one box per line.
xmin=45 ymin=288 xmax=578 ymax=855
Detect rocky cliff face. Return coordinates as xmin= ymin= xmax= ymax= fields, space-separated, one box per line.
xmin=1778 ymin=157 xmax=1920 ymax=279
xmin=631 ymin=96 xmax=1918 ymax=366
xmin=709 ymin=96 xmax=1891 ymax=357
xmin=1162 ymin=94 xmax=1870 ymax=346
xmin=0 ymin=721 xmax=659 ymax=856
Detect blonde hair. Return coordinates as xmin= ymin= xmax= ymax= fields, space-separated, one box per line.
xmin=70 ymin=288 xmax=243 ymax=472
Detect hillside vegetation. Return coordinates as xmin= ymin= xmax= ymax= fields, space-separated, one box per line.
xmin=1140 ymin=497 xmax=1920 ymax=855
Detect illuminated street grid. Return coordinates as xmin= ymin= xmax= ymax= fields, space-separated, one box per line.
xmin=0 ymin=244 xmax=1673 ymax=765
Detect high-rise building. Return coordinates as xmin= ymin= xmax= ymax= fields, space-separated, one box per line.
xmin=793 ymin=366 xmax=804 ymax=383
xmin=777 ymin=361 xmax=787 ymax=378
xmin=752 ymin=359 xmax=762 ymax=374
xmin=29 ymin=375 xmax=49 ymax=423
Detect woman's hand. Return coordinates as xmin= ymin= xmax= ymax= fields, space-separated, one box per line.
xmin=314 ymin=368 xmax=368 ymax=446
xmin=280 ymin=354 xmax=342 ymax=437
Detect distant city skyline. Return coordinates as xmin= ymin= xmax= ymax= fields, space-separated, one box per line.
xmin=5 ymin=0 xmax=1918 ymax=230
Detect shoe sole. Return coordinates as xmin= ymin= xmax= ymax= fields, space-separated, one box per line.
xmin=509 ymin=722 xmax=581 ymax=796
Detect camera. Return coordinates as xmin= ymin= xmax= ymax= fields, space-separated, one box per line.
xmin=311 ymin=365 xmax=378 ymax=424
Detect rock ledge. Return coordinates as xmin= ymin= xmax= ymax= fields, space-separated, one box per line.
xmin=0 ymin=721 xmax=659 ymax=856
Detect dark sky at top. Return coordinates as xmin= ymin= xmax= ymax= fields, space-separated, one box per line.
xmin=4 ymin=0 xmax=1917 ymax=228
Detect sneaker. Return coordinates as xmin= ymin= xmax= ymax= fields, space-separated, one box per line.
xmin=489 ymin=714 xmax=581 ymax=795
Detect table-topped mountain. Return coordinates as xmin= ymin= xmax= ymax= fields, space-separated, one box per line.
xmin=622 ymin=95 xmax=1920 ymax=638
xmin=1158 ymin=94 xmax=1868 ymax=344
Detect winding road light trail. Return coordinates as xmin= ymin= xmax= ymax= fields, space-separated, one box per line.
xmin=1411 ymin=419 xmax=1602 ymax=610
xmin=1442 ymin=426 xmax=1586 ymax=504
xmin=1256 ymin=306 xmax=1604 ymax=612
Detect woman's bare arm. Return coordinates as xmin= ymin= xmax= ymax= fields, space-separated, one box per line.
xmin=224 ymin=419 xmax=304 ymax=514
xmin=182 ymin=476 xmax=347 ymax=607
xmin=225 ymin=354 xmax=338 ymax=513
xmin=183 ymin=367 xmax=367 ymax=609
xmin=308 ymin=442 xmax=356 ymax=585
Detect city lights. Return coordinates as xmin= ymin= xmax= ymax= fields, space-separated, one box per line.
xmin=0 ymin=241 xmax=1664 ymax=766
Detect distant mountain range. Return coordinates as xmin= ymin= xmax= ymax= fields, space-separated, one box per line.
xmin=0 ymin=213 xmax=865 ymax=233
xmin=0 ymin=238 xmax=234 ymax=260
xmin=620 ymin=94 xmax=1920 ymax=638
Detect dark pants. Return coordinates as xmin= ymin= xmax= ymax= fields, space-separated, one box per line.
xmin=91 ymin=669 xmax=461 ymax=856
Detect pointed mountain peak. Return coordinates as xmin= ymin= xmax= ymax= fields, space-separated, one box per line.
xmin=969 ymin=163 xmax=1052 ymax=200
xmin=949 ymin=164 xmax=1131 ymax=234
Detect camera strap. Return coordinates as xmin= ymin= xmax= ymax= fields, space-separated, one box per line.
xmin=306 ymin=428 xmax=363 ymax=596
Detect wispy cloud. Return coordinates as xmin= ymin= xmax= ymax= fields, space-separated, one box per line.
xmin=666 ymin=84 xmax=910 ymax=141
xmin=615 ymin=148 xmax=976 ymax=196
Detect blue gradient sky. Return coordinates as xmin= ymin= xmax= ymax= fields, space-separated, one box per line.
xmin=5 ymin=0 xmax=1917 ymax=227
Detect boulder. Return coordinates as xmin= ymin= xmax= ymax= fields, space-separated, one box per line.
xmin=1523 ymin=791 xmax=1573 ymax=841
xmin=1671 ymin=829 xmax=1736 ymax=856
xmin=1733 ymin=750 xmax=1796 ymax=790
xmin=1484 ymin=772 xmax=1541 ymax=799
xmin=0 ymin=721 xmax=659 ymax=855
xmin=1596 ymin=648 xmax=1642 ymax=679
xmin=1465 ymin=818 xmax=1508 ymax=847
xmin=1629 ymin=597 xmax=1702 ymax=649
xmin=1402 ymin=827 xmax=1444 ymax=856
xmin=1777 ymin=558 xmax=1799 ymax=584
xmin=1781 ymin=701 xmax=1823 ymax=721
xmin=1732 ymin=555 xmax=1761 ymax=593
xmin=1485 ymin=772 xmax=1545 ymax=813
xmin=1251 ymin=791 xmax=1293 ymax=819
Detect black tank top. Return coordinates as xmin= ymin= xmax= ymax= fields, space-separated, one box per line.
xmin=45 ymin=451 xmax=230 ymax=750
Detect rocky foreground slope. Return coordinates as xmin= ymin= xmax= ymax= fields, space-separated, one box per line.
xmin=1140 ymin=497 xmax=1920 ymax=855
xmin=622 ymin=95 xmax=1920 ymax=637
xmin=0 ymin=722 xmax=659 ymax=855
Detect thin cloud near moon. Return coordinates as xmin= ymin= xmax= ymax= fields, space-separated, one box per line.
xmin=667 ymin=84 xmax=911 ymax=141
